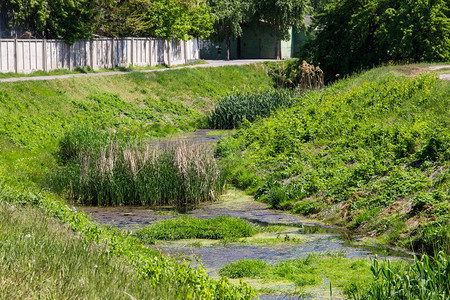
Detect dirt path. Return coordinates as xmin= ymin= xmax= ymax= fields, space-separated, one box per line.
xmin=0 ymin=59 xmax=277 ymax=83
xmin=394 ymin=64 xmax=450 ymax=81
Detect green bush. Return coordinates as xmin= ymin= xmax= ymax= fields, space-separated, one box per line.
xmin=55 ymin=126 xmax=110 ymax=165
xmin=304 ymin=0 xmax=450 ymax=80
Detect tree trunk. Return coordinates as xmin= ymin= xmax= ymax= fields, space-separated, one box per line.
xmin=226 ymin=31 xmax=231 ymax=60
xmin=275 ymin=17 xmax=281 ymax=60
xmin=237 ymin=36 xmax=241 ymax=59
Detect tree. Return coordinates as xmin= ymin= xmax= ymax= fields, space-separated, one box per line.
xmin=255 ymin=0 xmax=309 ymax=59
xmin=306 ymin=0 xmax=450 ymax=80
xmin=98 ymin=0 xmax=213 ymax=40
xmin=208 ymin=0 xmax=252 ymax=60
xmin=3 ymin=0 xmax=109 ymax=43
xmin=4 ymin=0 xmax=213 ymax=42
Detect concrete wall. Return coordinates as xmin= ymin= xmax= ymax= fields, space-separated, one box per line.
xmin=0 ymin=37 xmax=200 ymax=74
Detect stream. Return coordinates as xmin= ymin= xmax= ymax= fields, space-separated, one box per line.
xmin=81 ymin=130 xmax=412 ymax=299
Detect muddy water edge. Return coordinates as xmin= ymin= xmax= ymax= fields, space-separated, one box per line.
xmin=81 ymin=130 xmax=413 ymax=299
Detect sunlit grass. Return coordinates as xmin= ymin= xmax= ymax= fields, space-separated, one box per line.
xmin=0 ymin=202 xmax=168 ymax=299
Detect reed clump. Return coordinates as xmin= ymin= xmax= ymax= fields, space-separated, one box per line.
xmin=55 ymin=131 xmax=225 ymax=209
xmin=270 ymin=60 xmax=324 ymax=90
xmin=348 ymin=252 xmax=450 ymax=299
xmin=207 ymin=89 xmax=296 ymax=129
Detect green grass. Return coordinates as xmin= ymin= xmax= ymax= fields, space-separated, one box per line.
xmin=0 ymin=202 xmax=169 ymax=299
xmin=206 ymin=130 xmax=237 ymax=136
xmin=134 ymin=216 xmax=259 ymax=243
xmin=0 ymin=64 xmax=272 ymax=151
xmin=219 ymin=253 xmax=375 ymax=292
xmin=0 ymin=61 xmax=200 ymax=79
xmin=216 ymin=67 xmax=450 ymax=252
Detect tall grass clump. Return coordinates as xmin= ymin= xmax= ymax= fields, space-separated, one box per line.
xmin=348 ymin=252 xmax=450 ymax=299
xmin=268 ymin=59 xmax=325 ymax=89
xmin=207 ymin=89 xmax=297 ymax=129
xmin=54 ymin=130 xmax=225 ymax=209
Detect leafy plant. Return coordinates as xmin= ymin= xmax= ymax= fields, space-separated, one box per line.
xmin=349 ymin=252 xmax=450 ymax=299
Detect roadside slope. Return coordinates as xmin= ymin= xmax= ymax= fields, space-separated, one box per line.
xmin=0 ymin=64 xmax=272 ymax=151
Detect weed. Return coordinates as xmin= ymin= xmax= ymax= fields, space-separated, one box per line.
xmin=268 ymin=59 xmax=325 ymax=90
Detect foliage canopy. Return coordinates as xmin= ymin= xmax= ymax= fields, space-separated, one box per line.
xmin=2 ymin=0 xmax=213 ymax=42
xmin=305 ymin=0 xmax=450 ymax=79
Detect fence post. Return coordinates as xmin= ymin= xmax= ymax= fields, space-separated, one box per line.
xmin=111 ymin=38 xmax=114 ymax=68
xmin=14 ymin=38 xmax=18 ymax=73
xmin=43 ymin=39 xmax=47 ymax=72
xmin=167 ymin=39 xmax=172 ymax=67
xmin=130 ymin=38 xmax=134 ymax=67
xmin=184 ymin=40 xmax=188 ymax=64
xmin=90 ymin=40 xmax=95 ymax=70
xmin=68 ymin=44 xmax=72 ymax=70
xmin=149 ymin=38 xmax=153 ymax=67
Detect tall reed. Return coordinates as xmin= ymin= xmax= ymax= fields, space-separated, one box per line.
xmin=348 ymin=252 xmax=450 ymax=299
xmin=56 ymin=138 xmax=225 ymax=210
xmin=269 ymin=60 xmax=324 ymax=90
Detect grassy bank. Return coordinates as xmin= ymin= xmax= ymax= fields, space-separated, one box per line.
xmin=216 ymin=66 xmax=450 ymax=253
xmin=0 ymin=60 xmax=207 ymax=79
xmin=0 ymin=64 xmax=272 ymax=151
xmin=0 ymin=202 xmax=166 ymax=299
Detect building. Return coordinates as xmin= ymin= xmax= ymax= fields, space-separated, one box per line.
xmin=200 ymin=17 xmax=311 ymax=60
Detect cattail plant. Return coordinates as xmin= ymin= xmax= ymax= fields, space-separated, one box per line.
xmin=56 ymin=138 xmax=225 ymax=210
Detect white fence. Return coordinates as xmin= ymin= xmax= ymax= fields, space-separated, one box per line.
xmin=0 ymin=37 xmax=200 ymax=74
